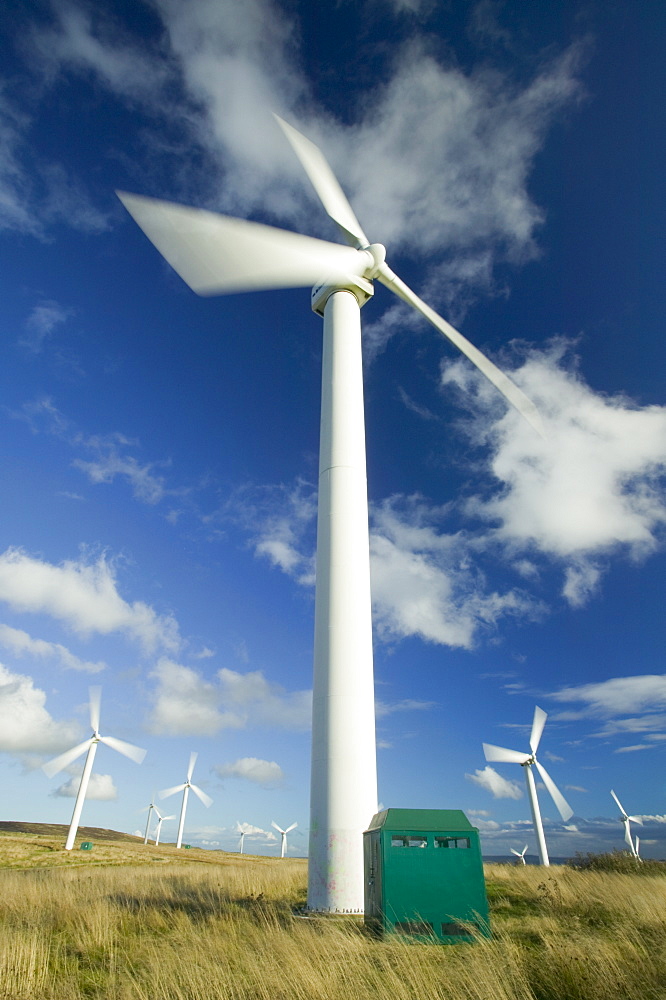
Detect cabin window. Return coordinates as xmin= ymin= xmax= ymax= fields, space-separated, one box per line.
xmin=395 ymin=921 xmax=433 ymax=936
xmin=435 ymin=836 xmax=470 ymax=849
xmin=391 ymin=835 xmax=428 ymax=848
xmin=441 ymin=922 xmax=468 ymax=936
xmin=408 ymin=836 xmax=428 ymax=848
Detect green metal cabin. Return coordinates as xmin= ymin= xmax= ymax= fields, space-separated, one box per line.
xmin=363 ymin=808 xmax=490 ymax=942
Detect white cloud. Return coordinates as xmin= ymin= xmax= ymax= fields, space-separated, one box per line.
xmin=235 ymin=821 xmax=270 ymax=837
xmin=24 ymin=1 xmax=584 ymax=318
xmin=51 ymin=772 xmax=117 ymax=800
xmin=0 ymin=548 xmax=180 ymax=653
xmin=465 ymin=765 xmax=523 ymax=800
xmin=370 ymin=494 xmax=542 ymax=648
xmin=0 ymin=624 xmax=105 ymax=674
xmin=228 ymin=480 xmax=317 ymax=585
xmin=147 ymin=658 xmax=241 ymax=736
xmin=447 ymin=344 xmax=666 ymax=604
xmin=214 ymin=757 xmax=284 ymax=788
xmin=147 ymin=658 xmax=311 ymax=735
xmin=0 ymin=663 xmax=79 ymax=754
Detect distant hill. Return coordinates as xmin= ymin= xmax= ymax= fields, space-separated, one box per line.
xmin=0 ymin=821 xmax=144 ymax=844
xmin=0 ymin=820 xmax=294 ymax=871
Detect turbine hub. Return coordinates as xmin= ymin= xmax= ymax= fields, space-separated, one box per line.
xmin=360 ymin=243 xmax=386 ymax=278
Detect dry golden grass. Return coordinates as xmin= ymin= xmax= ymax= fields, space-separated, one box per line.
xmin=0 ymin=826 xmax=665 ymax=1000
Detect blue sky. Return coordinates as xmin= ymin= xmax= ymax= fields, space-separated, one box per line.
xmin=0 ymin=0 xmax=664 ymax=859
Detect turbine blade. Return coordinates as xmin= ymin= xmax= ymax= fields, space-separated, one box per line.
xmin=624 ymin=820 xmax=634 ymax=849
xmin=510 ymin=848 xmax=520 ymax=857
xmin=271 ymin=820 xmax=284 ymax=834
xmin=117 ymin=192 xmax=365 ymax=295
xmin=534 ymin=760 xmax=573 ymax=821
xmin=530 ymin=706 xmax=547 ymax=755
xmin=187 ymin=751 xmax=198 ymax=783
xmin=89 ymin=686 xmax=102 ymax=732
xmin=98 ymin=735 xmax=146 ymax=764
xmin=628 ymin=815 xmax=643 ymax=826
xmin=377 ymin=266 xmax=545 ymax=438
xmin=274 ymin=115 xmax=369 ymax=249
xmin=482 ymin=742 xmax=530 ymax=764
xmin=635 ymin=836 xmax=640 ymax=856
xmin=285 ymin=822 xmax=298 ymax=833
xmin=610 ymin=789 xmax=625 ymax=816
xmin=160 ymin=783 xmax=186 ymax=799
xmin=190 ymin=784 xmax=213 ymax=809
xmin=42 ymin=739 xmax=93 ymax=779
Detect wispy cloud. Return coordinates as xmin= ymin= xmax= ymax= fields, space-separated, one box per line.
xmin=19 ymin=300 xmax=72 ymax=353
xmin=0 ymin=623 xmax=105 ymax=674
xmin=12 ymin=398 xmax=180 ymax=506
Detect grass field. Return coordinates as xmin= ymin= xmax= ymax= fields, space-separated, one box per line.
xmin=0 ymin=824 xmax=665 ymax=999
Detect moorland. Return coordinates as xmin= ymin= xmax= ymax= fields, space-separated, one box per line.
xmin=0 ymin=822 xmax=664 ymax=1000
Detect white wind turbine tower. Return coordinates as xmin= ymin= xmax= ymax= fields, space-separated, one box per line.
xmin=160 ymin=752 xmax=213 ymax=849
xmin=153 ymin=807 xmax=175 ymax=846
xmin=511 ymin=845 xmax=529 ymax=865
xmin=43 ymin=687 xmax=146 ymax=851
xmin=483 ymin=706 xmax=573 ymax=867
xmin=118 ymin=116 xmax=543 ymax=912
xmin=272 ymin=820 xmax=297 ymax=858
xmin=610 ymin=789 xmax=643 ymax=860
xmin=142 ymin=791 xmax=158 ymax=845
xmin=236 ymin=822 xmax=251 ymax=854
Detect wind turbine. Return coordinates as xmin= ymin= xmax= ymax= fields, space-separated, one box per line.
xmin=511 ymin=845 xmax=529 ymax=865
xmin=160 ymin=752 xmax=213 ymax=849
xmin=483 ymin=706 xmax=572 ymax=867
xmin=141 ymin=791 xmax=158 ymax=845
xmin=153 ymin=807 xmax=175 ymax=846
xmin=272 ymin=820 xmax=297 ymax=858
xmin=118 ymin=116 xmax=543 ymax=912
xmin=42 ymin=687 xmax=146 ymax=851
xmin=236 ymin=821 xmax=251 ymax=854
xmin=610 ymin=789 xmax=643 ymax=860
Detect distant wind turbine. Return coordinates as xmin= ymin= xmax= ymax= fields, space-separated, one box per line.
xmin=43 ymin=687 xmax=146 ymax=851
xmin=236 ymin=821 xmax=251 ymax=854
xmin=141 ymin=791 xmax=158 ymax=845
xmin=160 ymin=752 xmax=212 ymax=848
xmin=272 ymin=820 xmax=297 ymax=858
xmin=483 ymin=706 xmax=573 ymax=866
xmin=511 ymin=845 xmax=529 ymax=865
xmin=610 ymin=789 xmax=643 ymax=860
xmin=153 ymin=807 xmax=175 ymax=846
xmin=118 ymin=115 xmax=543 ymax=912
